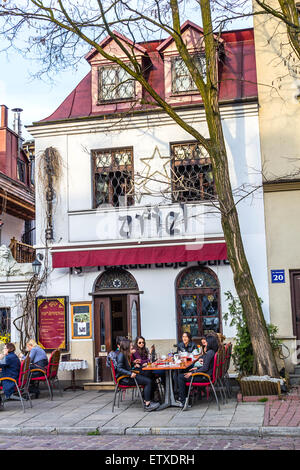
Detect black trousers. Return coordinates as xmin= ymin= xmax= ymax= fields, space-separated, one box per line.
xmin=119 ymin=374 xmax=153 ymax=402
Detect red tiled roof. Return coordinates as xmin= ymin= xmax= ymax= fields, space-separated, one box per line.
xmin=38 ymin=27 xmax=257 ymax=124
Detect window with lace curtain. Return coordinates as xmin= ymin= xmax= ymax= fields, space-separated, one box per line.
xmin=171 ymin=54 xmax=206 ymax=93
xmin=98 ymin=65 xmax=135 ymax=102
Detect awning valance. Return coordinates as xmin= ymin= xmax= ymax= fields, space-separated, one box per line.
xmin=52 ymin=242 xmax=227 ymax=268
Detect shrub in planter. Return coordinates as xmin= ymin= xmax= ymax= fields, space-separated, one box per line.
xmin=223 ymin=291 xmax=282 ymax=377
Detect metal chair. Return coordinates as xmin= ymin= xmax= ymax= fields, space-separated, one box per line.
xmin=0 ymin=355 xmax=33 ymax=412
xmin=182 ymin=350 xmax=223 ymax=411
xmin=110 ymin=359 xmax=145 ymax=412
xmin=29 ymin=349 xmax=62 ymax=400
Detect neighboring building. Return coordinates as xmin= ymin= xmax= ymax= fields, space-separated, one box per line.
xmin=0 ymin=105 xmax=35 ymax=343
xmin=28 ymin=22 xmax=269 ymax=384
xmin=253 ymin=1 xmax=300 ymax=372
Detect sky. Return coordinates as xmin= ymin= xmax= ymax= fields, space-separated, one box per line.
xmin=0 ymin=2 xmax=252 ymax=142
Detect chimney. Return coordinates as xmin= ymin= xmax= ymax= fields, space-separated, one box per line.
xmin=1 ymin=105 xmax=8 ymax=128
xmin=12 ymin=107 xmax=23 ymax=138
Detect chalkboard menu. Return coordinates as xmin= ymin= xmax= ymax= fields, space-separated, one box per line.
xmin=71 ymin=302 xmax=92 ymax=339
xmin=36 ymin=297 xmax=68 ymax=351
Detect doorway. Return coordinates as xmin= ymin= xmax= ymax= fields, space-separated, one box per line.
xmin=111 ymin=296 xmax=127 ymax=349
xmin=93 ymin=268 xmax=141 ymax=381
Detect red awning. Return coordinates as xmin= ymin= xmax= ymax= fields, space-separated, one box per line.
xmin=52 ymin=242 xmax=227 ymax=268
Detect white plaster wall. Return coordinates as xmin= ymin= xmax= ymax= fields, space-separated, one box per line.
xmin=0 ymin=213 xmax=25 ymax=247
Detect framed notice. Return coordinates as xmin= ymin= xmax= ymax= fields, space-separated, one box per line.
xmin=36 ymin=296 xmax=68 ymax=351
xmin=71 ymin=302 xmax=92 ymax=339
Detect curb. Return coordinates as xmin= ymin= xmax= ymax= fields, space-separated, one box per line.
xmin=0 ymin=426 xmax=299 ymax=437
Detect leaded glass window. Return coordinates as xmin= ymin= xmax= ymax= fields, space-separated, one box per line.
xmin=93 ymin=147 xmax=134 ymax=208
xmin=171 ymin=141 xmax=215 ymax=202
xmin=176 ymin=267 xmax=220 ymax=338
xmin=179 ymin=269 xmax=218 ymax=289
xmin=172 ymin=54 xmax=206 ymax=93
xmin=98 ymin=65 xmax=135 ymax=102
xmin=95 ymin=268 xmax=138 ymax=291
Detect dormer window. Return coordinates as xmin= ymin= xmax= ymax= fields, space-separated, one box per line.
xmin=98 ymin=65 xmax=135 ymax=102
xmin=172 ymin=54 xmax=206 ymax=93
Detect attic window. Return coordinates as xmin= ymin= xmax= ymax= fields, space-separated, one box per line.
xmin=172 ymin=54 xmax=206 ymax=93
xmin=98 ymin=65 xmax=135 ymax=102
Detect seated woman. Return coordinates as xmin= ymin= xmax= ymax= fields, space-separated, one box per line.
xmin=116 ymin=338 xmax=159 ymax=412
xmin=132 ymin=336 xmax=165 ymax=395
xmin=177 ymin=332 xmax=198 ymax=354
xmin=0 ymin=343 xmax=21 ymax=402
xmin=177 ymin=335 xmax=219 ymax=407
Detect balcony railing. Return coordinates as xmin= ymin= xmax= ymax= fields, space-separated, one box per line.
xmin=9 ymin=237 xmax=35 ymax=263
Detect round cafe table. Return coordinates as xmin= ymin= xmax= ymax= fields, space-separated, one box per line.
xmin=143 ymin=357 xmax=199 ymax=410
xmin=59 ymin=359 xmax=88 ymax=391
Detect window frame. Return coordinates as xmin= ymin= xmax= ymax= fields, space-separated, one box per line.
xmin=92 ymin=146 xmax=135 ymax=209
xmin=176 ymin=266 xmax=222 ymax=341
xmin=171 ymin=53 xmax=206 ymax=95
xmin=17 ymin=158 xmax=26 ymax=184
xmin=170 ymin=140 xmax=216 ymax=203
xmin=0 ymin=307 xmax=11 ymax=337
xmin=97 ymin=64 xmax=136 ymax=103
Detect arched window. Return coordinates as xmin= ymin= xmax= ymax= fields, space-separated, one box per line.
xmin=94 ymin=267 xmax=138 ymax=291
xmin=176 ymin=266 xmax=221 ymax=340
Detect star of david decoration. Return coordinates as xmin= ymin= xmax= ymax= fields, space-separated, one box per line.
xmin=194 ymin=277 xmax=204 ymax=287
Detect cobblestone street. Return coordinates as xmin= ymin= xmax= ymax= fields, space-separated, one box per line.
xmin=1 ymin=434 xmax=300 ymax=451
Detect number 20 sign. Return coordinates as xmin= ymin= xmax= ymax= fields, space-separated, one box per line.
xmin=271 ymin=270 xmax=285 ymax=283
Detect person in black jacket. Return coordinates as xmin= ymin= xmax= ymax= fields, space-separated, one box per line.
xmin=0 ymin=343 xmax=20 ymax=401
xmin=116 ymin=339 xmax=160 ymax=412
xmin=177 ymin=335 xmax=219 ymax=407
xmin=176 ymin=332 xmax=198 ymax=354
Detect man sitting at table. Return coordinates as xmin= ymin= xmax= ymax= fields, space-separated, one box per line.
xmin=177 ymin=335 xmax=219 ymax=408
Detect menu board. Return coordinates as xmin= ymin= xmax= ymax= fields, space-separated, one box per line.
xmin=36 ymin=297 xmax=68 ymax=351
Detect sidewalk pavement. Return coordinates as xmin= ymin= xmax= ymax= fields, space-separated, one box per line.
xmin=1 ymin=387 xmax=300 ymax=438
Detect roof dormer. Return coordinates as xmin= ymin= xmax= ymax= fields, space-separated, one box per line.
xmin=85 ymin=31 xmax=148 ymax=114
xmin=157 ymin=20 xmax=223 ymax=105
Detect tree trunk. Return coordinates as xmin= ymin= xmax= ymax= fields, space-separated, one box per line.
xmin=206 ymin=101 xmax=279 ymax=377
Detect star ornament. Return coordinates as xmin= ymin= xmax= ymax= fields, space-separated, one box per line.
xmin=135 ymin=146 xmax=176 ymax=196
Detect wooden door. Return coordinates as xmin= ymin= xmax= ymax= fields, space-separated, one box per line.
xmin=94 ymin=296 xmax=112 ymax=381
xmin=290 ymin=271 xmax=300 ymax=341
xmin=127 ymin=294 xmax=141 ymax=341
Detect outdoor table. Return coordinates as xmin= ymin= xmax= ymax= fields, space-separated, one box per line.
xmin=59 ymin=359 xmax=88 ymax=391
xmin=142 ymin=357 xmax=200 ymax=410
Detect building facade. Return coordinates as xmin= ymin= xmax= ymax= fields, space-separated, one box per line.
xmin=253 ymin=1 xmax=300 ymax=372
xmin=28 ymin=23 xmax=269 ymax=383
xmin=0 ymin=104 xmax=35 ymax=344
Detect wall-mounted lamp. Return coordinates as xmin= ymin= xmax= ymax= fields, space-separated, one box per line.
xmin=32 ymin=257 xmax=42 ymax=276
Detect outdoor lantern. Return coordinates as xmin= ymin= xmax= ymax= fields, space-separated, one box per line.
xmin=32 ymin=257 xmax=42 ymax=275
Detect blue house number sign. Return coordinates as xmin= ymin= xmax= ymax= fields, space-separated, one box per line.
xmin=271 ymin=270 xmax=285 ymax=283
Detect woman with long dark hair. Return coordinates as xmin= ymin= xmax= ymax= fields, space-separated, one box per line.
xmin=116 ymin=338 xmax=159 ymax=412
xmin=177 ymin=335 xmax=219 ymax=407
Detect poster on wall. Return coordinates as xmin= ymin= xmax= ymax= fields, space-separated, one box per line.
xmin=36 ymin=296 xmax=68 ymax=351
xmin=71 ymin=302 xmax=92 ymax=339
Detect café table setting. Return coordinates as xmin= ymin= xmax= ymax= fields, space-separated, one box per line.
xmin=142 ymin=350 xmax=202 ymax=410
